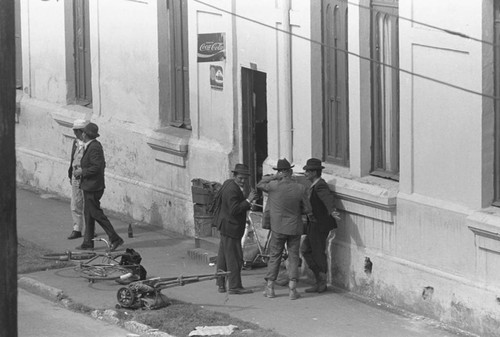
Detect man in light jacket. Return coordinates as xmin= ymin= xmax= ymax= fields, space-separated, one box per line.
xmin=257 ymin=158 xmax=311 ymax=300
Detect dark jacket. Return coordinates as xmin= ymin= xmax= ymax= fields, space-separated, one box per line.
xmin=80 ymin=140 xmax=106 ymax=192
xmin=309 ymin=178 xmax=337 ymax=232
xmin=68 ymin=139 xmax=78 ymax=179
xmin=215 ymin=179 xmax=251 ymax=239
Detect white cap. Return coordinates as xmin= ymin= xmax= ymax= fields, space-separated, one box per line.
xmin=72 ymin=119 xmax=89 ymax=130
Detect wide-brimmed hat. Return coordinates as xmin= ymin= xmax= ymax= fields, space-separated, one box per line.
xmin=303 ymin=158 xmax=325 ymax=170
xmin=273 ymin=158 xmax=294 ymax=171
xmin=72 ymin=119 xmax=88 ymax=130
xmin=83 ymin=122 xmax=100 ymax=139
xmin=232 ymin=163 xmax=250 ymax=176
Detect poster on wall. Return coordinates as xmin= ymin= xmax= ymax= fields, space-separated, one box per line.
xmin=210 ymin=65 xmax=224 ymax=90
xmin=197 ymin=33 xmax=225 ymax=62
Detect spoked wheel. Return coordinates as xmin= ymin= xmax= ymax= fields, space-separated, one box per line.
xmin=78 ymin=264 xmax=132 ymax=282
xmin=41 ymin=251 xmax=96 ymax=261
xmin=116 ymin=287 xmax=136 ymax=308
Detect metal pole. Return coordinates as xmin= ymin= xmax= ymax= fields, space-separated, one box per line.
xmin=0 ymin=0 xmax=17 ymax=336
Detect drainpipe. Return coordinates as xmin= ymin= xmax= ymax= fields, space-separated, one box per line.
xmin=278 ymin=0 xmax=293 ymax=162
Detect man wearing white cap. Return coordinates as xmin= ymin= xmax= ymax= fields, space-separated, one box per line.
xmin=67 ymin=119 xmax=88 ymax=240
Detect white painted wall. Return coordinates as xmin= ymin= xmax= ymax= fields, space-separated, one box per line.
xmin=90 ymin=1 xmax=159 ymax=128
xmin=399 ymin=0 xmax=484 ymax=209
xmin=21 ymin=0 xmax=67 ymax=103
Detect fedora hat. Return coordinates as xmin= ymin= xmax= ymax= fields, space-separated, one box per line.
xmin=303 ymin=158 xmax=325 ymax=170
xmin=273 ymin=158 xmax=294 ymax=171
xmin=232 ymin=163 xmax=250 ymax=176
xmin=72 ymin=119 xmax=88 ymax=130
xmin=83 ymin=122 xmax=100 ymax=139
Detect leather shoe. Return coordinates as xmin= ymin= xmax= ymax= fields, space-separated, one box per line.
xmin=67 ymin=231 xmax=82 ymax=240
xmin=228 ymin=287 xmax=253 ymax=295
xmin=217 ymin=286 xmax=226 ymax=293
xmin=75 ymin=244 xmax=94 ymax=251
xmin=110 ymin=238 xmax=124 ymax=251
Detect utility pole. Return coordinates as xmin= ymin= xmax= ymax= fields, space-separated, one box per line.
xmin=0 ymin=1 xmax=18 ymax=337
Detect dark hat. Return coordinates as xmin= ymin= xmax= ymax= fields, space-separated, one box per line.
xmin=83 ymin=122 xmax=100 ymax=139
xmin=273 ymin=158 xmax=294 ymax=171
xmin=303 ymin=158 xmax=325 ymax=170
xmin=232 ymin=163 xmax=250 ymax=176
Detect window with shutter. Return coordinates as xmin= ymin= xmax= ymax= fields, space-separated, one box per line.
xmin=159 ymin=0 xmax=190 ymax=129
xmin=322 ymin=0 xmax=349 ymax=166
xmin=74 ymin=0 xmax=92 ymax=107
xmin=494 ymin=0 xmax=500 ymax=205
xmin=370 ymin=0 xmax=399 ymax=180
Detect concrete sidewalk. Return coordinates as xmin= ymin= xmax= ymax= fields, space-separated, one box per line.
xmin=17 ymin=185 xmax=474 ymax=337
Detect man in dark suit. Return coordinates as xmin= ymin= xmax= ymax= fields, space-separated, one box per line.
xmin=73 ymin=123 xmax=124 ymax=251
xmin=301 ymin=158 xmax=340 ymax=293
xmin=215 ymin=164 xmax=256 ymax=294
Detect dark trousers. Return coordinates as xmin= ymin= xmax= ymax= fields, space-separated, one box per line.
xmin=216 ymin=234 xmax=243 ymax=290
xmin=82 ymin=189 xmax=121 ymax=247
xmin=265 ymin=232 xmax=301 ymax=282
xmin=301 ymin=229 xmax=329 ymax=274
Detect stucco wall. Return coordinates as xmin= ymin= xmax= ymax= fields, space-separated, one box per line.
xmin=20 ymin=0 xmax=67 ymax=103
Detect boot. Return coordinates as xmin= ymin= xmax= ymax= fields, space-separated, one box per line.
xmin=289 ymin=280 xmax=301 ymax=300
xmin=305 ymin=272 xmax=320 ymax=293
xmin=263 ymin=280 xmax=276 ymax=298
xmin=317 ymin=272 xmax=327 ymax=293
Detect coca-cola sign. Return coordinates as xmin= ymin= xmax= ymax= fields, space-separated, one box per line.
xmin=197 ymin=33 xmax=225 ymax=63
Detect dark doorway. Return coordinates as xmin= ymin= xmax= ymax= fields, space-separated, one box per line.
xmin=241 ymin=68 xmax=268 ymax=199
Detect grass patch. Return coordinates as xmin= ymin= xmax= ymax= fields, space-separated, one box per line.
xmin=123 ymin=299 xmax=284 ymax=337
xmin=17 ymin=237 xmax=74 ymax=274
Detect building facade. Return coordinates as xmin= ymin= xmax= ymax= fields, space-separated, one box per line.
xmin=15 ymin=0 xmax=500 ymax=335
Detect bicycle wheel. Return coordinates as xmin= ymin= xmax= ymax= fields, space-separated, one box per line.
xmin=78 ymin=264 xmax=132 ymax=281
xmin=41 ymin=251 xmax=96 ymax=261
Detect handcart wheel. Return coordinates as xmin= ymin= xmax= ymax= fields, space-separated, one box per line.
xmin=117 ymin=287 xmax=136 ymax=308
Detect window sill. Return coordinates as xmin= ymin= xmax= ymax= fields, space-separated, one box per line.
xmin=51 ymin=105 xmax=92 ymax=139
xmin=322 ymin=170 xmax=398 ymax=223
xmin=146 ymin=126 xmax=190 ymax=167
xmin=467 ymin=208 xmax=500 ymax=253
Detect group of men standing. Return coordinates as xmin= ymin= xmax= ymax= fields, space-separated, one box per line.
xmin=215 ymin=158 xmax=340 ymax=300
xmin=67 ymin=119 xmax=337 ymax=297
xmin=67 ymin=119 xmax=124 ymax=252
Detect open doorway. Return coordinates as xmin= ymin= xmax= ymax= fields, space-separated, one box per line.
xmin=241 ymin=68 xmax=267 ymax=207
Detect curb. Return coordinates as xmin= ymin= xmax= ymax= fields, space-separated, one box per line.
xmin=18 ymin=276 xmax=66 ymax=302
xmin=18 ymin=276 xmax=175 ymax=337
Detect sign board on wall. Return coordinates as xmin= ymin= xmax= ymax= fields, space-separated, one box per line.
xmin=197 ymin=33 xmax=225 ymax=62
xmin=210 ymin=65 xmax=223 ymax=90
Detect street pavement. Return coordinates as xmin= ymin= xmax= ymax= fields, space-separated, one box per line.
xmin=18 ymin=288 xmax=131 ymax=337
xmin=16 ymin=185 xmax=477 ymax=337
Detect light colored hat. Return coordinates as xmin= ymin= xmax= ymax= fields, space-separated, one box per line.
xmin=72 ymin=119 xmax=89 ymax=130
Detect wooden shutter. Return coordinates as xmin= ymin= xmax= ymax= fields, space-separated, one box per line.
xmin=322 ymin=0 xmax=349 ymax=166
xmin=74 ymin=0 xmax=92 ymax=106
xmin=371 ymin=0 xmax=399 ymax=179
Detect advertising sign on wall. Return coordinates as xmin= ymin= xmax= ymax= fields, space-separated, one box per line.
xmin=210 ymin=65 xmax=224 ymax=90
xmin=197 ymin=33 xmax=225 ymax=63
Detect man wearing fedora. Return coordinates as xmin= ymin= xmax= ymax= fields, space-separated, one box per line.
xmin=301 ymin=158 xmax=340 ymax=293
xmin=67 ymin=119 xmax=89 ymax=240
xmin=73 ymin=122 xmax=124 ymax=252
xmin=257 ymin=158 xmax=310 ymax=300
xmin=214 ymin=163 xmax=257 ymax=295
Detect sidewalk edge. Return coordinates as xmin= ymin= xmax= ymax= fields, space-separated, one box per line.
xmin=18 ymin=276 xmax=175 ymax=337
